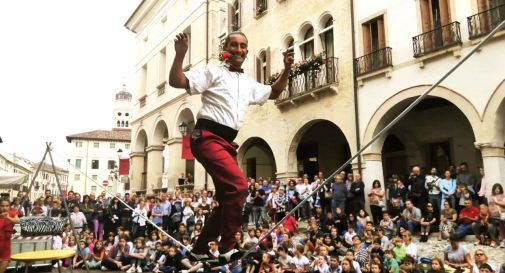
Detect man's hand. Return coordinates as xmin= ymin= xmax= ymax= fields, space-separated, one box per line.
xmin=283 ymin=51 xmax=294 ymax=69
xmin=174 ymin=33 xmax=189 ymax=57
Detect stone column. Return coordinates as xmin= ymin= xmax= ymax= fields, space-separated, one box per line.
xmin=166 ymin=138 xmax=186 ymax=192
xmin=361 ymin=153 xmax=385 ymax=214
xmin=276 ymin=171 xmax=299 ymax=182
xmin=146 ymin=145 xmax=164 ymax=193
xmin=476 ymin=143 xmax=505 ymax=197
xmin=129 ymin=152 xmax=145 ymax=192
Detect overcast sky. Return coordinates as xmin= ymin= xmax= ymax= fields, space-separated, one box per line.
xmin=0 ymin=0 xmax=141 ymax=167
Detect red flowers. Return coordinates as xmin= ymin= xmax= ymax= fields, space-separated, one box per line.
xmin=219 ymin=51 xmax=231 ymax=62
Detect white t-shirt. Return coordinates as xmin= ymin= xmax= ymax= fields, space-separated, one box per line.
xmin=296 ymin=184 xmax=309 ymax=196
xmin=278 ymin=255 xmax=293 ymax=269
xmin=70 ymin=212 xmax=86 ymax=227
xmin=184 ymin=64 xmax=272 ymax=130
xmin=291 ymin=255 xmax=310 ymax=271
xmin=405 ymin=242 xmax=418 ymax=260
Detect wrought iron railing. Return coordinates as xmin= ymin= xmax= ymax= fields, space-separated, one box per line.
xmin=412 ymin=21 xmax=461 ymax=58
xmin=354 ymin=47 xmax=393 ymax=77
xmin=468 ymin=4 xmax=505 ymax=39
xmin=276 ymin=57 xmax=338 ymax=102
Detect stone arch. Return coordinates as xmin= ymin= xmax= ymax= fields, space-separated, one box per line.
xmin=317 ymin=11 xmax=334 ymax=29
xmin=281 ymin=33 xmax=294 ymax=49
xmin=363 ymin=85 xmax=482 ymax=154
xmin=482 ymin=79 xmax=505 ymax=145
xmin=152 ymin=117 xmax=169 ymax=146
xmin=133 ymin=127 xmax=149 ymax=152
xmin=237 ymin=137 xmax=277 ymax=180
xmin=286 ymin=119 xmax=352 ymax=178
xmin=173 ymin=103 xmax=197 ymax=137
xmin=297 ymin=21 xmax=315 ymax=42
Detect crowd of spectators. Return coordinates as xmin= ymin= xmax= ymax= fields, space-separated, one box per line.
xmin=4 ymin=162 xmax=505 ymax=273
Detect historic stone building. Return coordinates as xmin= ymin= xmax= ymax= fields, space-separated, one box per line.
xmin=126 ymin=0 xmax=505 ymax=197
xmin=125 ymin=0 xmax=355 ymax=192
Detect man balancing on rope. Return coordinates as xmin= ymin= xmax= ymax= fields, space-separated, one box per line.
xmin=169 ymin=31 xmax=294 ymax=264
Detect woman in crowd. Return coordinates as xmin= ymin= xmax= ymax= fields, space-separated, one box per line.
xmin=132 ymin=199 xmax=149 ymax=239
xmin=341 ymin=258 xmax=358 ymax=273
xmin=273 ymin=186 xmax=288 ymax=223
xmin=101 ymin=236 xmax=132 ymax=271
xmin=93 ymin=195 xmax=106 ymax=241
xmin=439 ymin=201 xmax=458 ymax=240
xmin=107 ymin=197 xmax=122 ymax=235
xmin=128 ymin=237 xmax=148 ymax=273
xmin=420 ymin=202 xmax=437 ymax=242
xmin=472 ymin=249 xmax=495 ymax=273
xmin=194 ymin=208 xmax=205 ymax=228
xmin=287 ymin=179 xmax=300 ymax=219
xmin=181 ymin=200 xmax=194 ymax=227
xmin=85 ymin=240 xmax=106 ymax=269
xmin=296 ymin=177 xmax=312 ymax=221
xmin=428 ymin=258 xmax=445 ymax=273
xmin=10 ymin=197 xmax=25 ymax=217
xmin=80 ymin=195 xmax=94 ymax=229
xmin=0 ymin=198 xmax=20 ymax=273
xmin=369 ymin=180 xmax=385 ymax=225
xmin=440 ymin=170 xmax=457 ymax=211
xmin=31 ymin=199 xmax=44 ymax=216
xmin=488 ymin=183 xmax=505 ymax=248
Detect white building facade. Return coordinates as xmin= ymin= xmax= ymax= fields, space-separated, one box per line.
xmin=126 ymin=0 xmax=505 ymax=200
xmin=353 ymin=0 xmax=505 ymax=196
xmin=66 ymin=87 xmax=133 ymax=195
xmin=125 ymin=0 xmax=355 ymax=193
xmin=0 ymin=151 xmax=68 ymax=200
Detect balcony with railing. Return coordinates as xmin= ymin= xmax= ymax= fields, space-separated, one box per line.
xmin=275 ymin=57 xmax=338 ymax=106
xmin=468 ymin=4 xmax=505 ymax=39
xmin=412 ymin=21 xmax=462 ymax=58
xmin=354 ymin=47 xmax=393 ymax=77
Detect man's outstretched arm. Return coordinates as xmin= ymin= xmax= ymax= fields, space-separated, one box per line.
xmin=270 ymin=51 xmax=294 ymax=100
xmin=169 ymin=33 xmax=190 ymax=89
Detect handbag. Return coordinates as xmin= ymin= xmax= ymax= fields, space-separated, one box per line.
xmin=324 ymin=190 xmax=332 ymax=199
xmin=290 ymin=196 xmax=299 ymax=205
xmin=186 ymin=215 xmax=195 ymax=226
xmin=20 ymin=216 xmax=68 ymax=236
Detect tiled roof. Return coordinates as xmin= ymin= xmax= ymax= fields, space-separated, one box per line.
xmin=32 ymin=162 xmax=68 ymax=174
xmin=66 ymin=129 xmax=131 ymax=143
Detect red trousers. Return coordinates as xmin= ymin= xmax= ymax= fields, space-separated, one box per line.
xmin=190 ymin=129 xmax=248 ymax=253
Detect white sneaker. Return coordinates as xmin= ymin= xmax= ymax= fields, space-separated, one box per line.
xmin=53 ymin=261 xmax=62 ymax=268
xmin=126 ymin=265 xmax=136 ymax=273
xmin=137 ymin=265 xmax=143 ymax=273
xmin=218 ymin=248 xmax=241 ymax=263
xmin=101 ymin=266 xmax=108 ymax=271
xmin=500 ymin=241 xmax=505 ymax=248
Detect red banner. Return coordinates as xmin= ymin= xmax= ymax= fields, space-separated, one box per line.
xmin=119 ymin=158 xmax=130 ymax=175
xmin=181 ymin=135 xmax=195 ymax=160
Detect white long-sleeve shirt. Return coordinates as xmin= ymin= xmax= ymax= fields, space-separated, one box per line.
xmin=440 ymin=178 xmax=456 ymax=196
xmin=184 ymin=64 xmax=272 ymax=130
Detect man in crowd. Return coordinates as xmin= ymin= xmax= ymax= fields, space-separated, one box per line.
xmin=457 ymin=162 xmax=477 ymax=194
xmin=398 ymin=200 xmax=421 ymax=234
xmin=350 ymin=174 xmax=365 ymax=213
xmin=425 ymin=167 xmax=441 ymax=211
xmin=408 ymin=166 xmax=427 ymax=209
xmin=455 ymin=198 xmax=479 ymax=239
